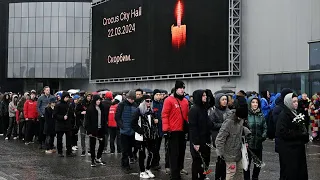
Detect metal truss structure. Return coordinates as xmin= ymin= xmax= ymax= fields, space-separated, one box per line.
xmin=89 ymin=0 xmax=241 ymax=84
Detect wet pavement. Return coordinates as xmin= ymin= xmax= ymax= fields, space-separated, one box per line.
xmin=0 ymin=138 xmax=320 ymax=180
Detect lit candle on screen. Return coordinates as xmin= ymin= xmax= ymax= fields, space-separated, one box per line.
xmin=171 ymin=0 xmax=186 ymax=49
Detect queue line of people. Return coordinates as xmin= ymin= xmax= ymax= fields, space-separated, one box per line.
xmin=0 ymin=82 xmax=311 ymax=180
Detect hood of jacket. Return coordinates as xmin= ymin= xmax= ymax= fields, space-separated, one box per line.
xmin=192 ymin=90 xmax=206 ymax=107
xmin=92 ymin=95 xmax=102 ymax=105
xmin=247 ymin=96 xmax=261 ymax=114
xmin=12 ymin=94 xmax=18 ymax=101
xmin=215 ymin=93 xmax=227 ymax=109
xmin=138 ymin=100 xmax=153 ymax=115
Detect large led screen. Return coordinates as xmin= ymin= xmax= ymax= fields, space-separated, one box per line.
xmin=91 ymin=0 xmax=229 ymax=80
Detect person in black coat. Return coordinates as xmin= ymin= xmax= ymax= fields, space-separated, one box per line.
xmin=44 ymin=97 xmax=57 ymax=154
xmin=276 ymin=93 xmax=309 ymax=180
xmin=298 ymin=93 xmax=310 ymax=131
xmin=53 ymin=91 xmax=74 ymax=157
xmin=189 ymin=90 xmax=213 ymax=180
xmin=85 ymin=95 xmax=107 ymax=167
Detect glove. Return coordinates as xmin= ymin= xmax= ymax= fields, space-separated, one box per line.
xmin=163 ymin=131 xmax=171 ymax=139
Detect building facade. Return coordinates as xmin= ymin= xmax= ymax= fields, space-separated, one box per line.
xmin=1 ymin=0 xmax=91 ymax=93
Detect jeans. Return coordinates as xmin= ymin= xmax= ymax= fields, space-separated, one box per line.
xmin=109 ymin=127 xmax=121 ymax=153
xmin=121 ymin=134 xmax=134 ymax=168
xmin=90 ymin=128 xmax=105 ymax=162
xmin=79 ymin=125 xmax=86 ymax=152
xmin=104 ymin=127 xmax=109 ymax=150
xmin=6 ymin=117 xmax=17 ymax=138
xmin=244 ymin=148 xmax=262 ymax=180
xmin=25 ymin=120 xmax=36 ymax=143
xmin=56 ymin=131 xmax=72 ymax=155
xmin=137 ymin=140 xmax=155 ymax=172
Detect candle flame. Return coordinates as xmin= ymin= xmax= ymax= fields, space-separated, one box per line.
xmin=175 ymin=0 xmax=183 ymax=26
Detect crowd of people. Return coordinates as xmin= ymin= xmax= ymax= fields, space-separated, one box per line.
xmin=0 ymin=81 xmax=312 ymax=180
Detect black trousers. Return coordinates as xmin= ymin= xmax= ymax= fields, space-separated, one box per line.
xmin=71 ymin=128 xmax=79 ymax=147
xmin=191 ymin=144 xmax=210 ymax=180
xmin=18 ymin=120 xmax=26 ymax=140
xmin=168 ymin=132 xmax=186 ymax=180
xmin=46 ymin=135 xmax=55 ymax=150
xmin=109 ymin=127 xmax=121 ymax=153
xmin=25 ymin=120 xmax=36 ymax=143
xmin=165 ymin=136 xmax=170 ymax=168
xmin=121 ymin=134 xmax=134 ymax=168
xmin=90 ymin=128 xmax=105 ymax=162
xmin=151 ymin=137 xmax=162 ymax=167
xmin=137 ymin=140 xmax=155 ymax=172
xmin=6 ymin=117 xmax=17 ymax=138
xmin=56 ymin=131 xmax=72 ymax=155
xmin=244 ymin=148 xmax=263 ymax=180
xmin=38 ymin=117 xmax=46 ymax=145
xmin=2 ymin=115 xmax=9 ymax=136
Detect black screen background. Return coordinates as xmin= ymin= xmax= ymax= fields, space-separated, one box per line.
xmin=91 ymin=0 xmax=229 ymax=80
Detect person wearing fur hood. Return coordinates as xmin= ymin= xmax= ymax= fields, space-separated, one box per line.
xmin=131 ymin=95 xmax=158 ymax=179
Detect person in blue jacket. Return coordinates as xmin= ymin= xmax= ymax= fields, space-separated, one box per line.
xmin=115 ymin=90 xmax=137 ymax=171
xmin=260 ymin=91 xmax=271 ymax=119
xmin=151 ymin=89 xmax=164 ymax=170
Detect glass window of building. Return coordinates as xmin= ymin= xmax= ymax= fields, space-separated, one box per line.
xmin=75 ymin=3 xmax=83 ymax=17
xmin=21 ymin=48 xmax=28 ymax=62
xmin=8 ymin=63 xmax=14 ymax=78
xmin=8 ymin=2 xmax=91 ymax=79
xmin=36 ymin=2 xmax=44 ymax=17
xmin=35 ymin=63 xmax=43 ymax=78
xmin=21 ymin=3 xmax=29 ymax=18
xmin=29 ymin=3 xmax=36 ymax=17
xmin=14 ymin=3 xmax=22 ymax=17
xmin=310 ymin=41 xmax=320 ymax=70
xmin=43 ymin=2 xmax=51 ymax=17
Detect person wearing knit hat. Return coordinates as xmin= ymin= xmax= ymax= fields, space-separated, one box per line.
xmin=115 ymin=89 xmax=138 ymax=171
xmin=276 ymin=93 xmax=308 ymax=180
xmin=54 ymin=91 xmax=75 ymax=157
xmin=114 ymin=95 xmax=123 ymax=102
xmin=162 ymin=80 xmax=189 ymax=178
xmin=105 ymin=91 xmax=113 ymax=101
xmin=215 ymin=109 xmax=251 ymax=180
xmin=151 ymin=89 xmax=164 ymax=170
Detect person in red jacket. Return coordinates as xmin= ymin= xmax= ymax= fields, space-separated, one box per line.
xmin=24 ymin=91 xmax=38 ymax=145
xmin=162 ymin=80 xmax=189 ymax=180
xmin=108 ymin=95 xmax=122 ymax=154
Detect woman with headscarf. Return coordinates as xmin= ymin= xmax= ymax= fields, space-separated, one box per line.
xmin=276 ymin=93 xmax=309 ymax=180
xmin=209 ymin=93 xmax=230 ymax=180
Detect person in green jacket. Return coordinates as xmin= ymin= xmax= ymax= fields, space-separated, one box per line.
xmin=244 ymin=97 xmax=267 ymax=180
